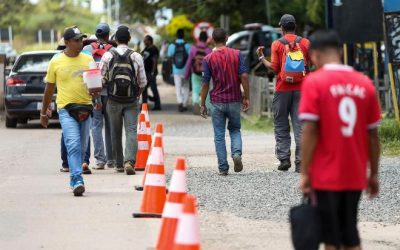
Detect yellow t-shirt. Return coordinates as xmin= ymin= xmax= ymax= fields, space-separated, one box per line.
xmin=45 ymin=52 xmax=94 ymax=109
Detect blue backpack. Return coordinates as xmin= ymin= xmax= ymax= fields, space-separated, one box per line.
xmin=278 ymin=36 xmax=306 ymax=84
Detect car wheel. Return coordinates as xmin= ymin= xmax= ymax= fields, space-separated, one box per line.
xmin=5 ymin=116 xmax=17 ymax=128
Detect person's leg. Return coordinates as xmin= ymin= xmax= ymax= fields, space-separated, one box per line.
xmin=174 ymin=74 xmax=183 ymax=109
xmin=211 ymin=103 xmax=229 ymax=173
xmin=181 ymin=76 xmax=190 ymax=109
xmin=91 ymin=108 xmax=107 ymax=167
xmin=123 ymin=101 xmax=140 ymax=174
xmin=273 ymin=92 xmax=292 ymax=170
xmin=61 ymin=133 xmax=69 ymax=169
xmin=341 ymin=191 xmax=362 ymax=250
xmin=148 ymin=73 xmax=161 ymax=109
xmin=227 ymin=102 xmax=243 ymax=172
xmin=81 ymin=117 xmax=91 ymax=165
xmin=58 ymin=109 xmax=84 ymax=193
xmin=191 ymin=73 xmax=202 ymax=104
xmin=106 ymin=100 xmax=124 ymax=169
xmin=142 ymin=81 xmax=149 ymax=104
xmin=102 ymin=96 xmax=114 ymax=167
xmin=83 ymin=138 xmax=90 ymax=164
xmin=290 ymin=91 xmax=302 ymax=172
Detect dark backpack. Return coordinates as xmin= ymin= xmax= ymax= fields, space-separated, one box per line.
xmin=278 ymin=36 xmax=307 ymax=84
xmin=91 ymin=42 xmax=113 ymax=61
xmin=191 ymin=46 xmax=206 ymax=75
xmin=173 ymin=42 xmax=188 ymax=69
xmin=107 ymin=49 xmax=139 ymax=103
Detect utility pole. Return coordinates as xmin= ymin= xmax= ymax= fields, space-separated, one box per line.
xmin=265 ymin=0 xmax=271 ymax=25
xmin=115 ymin=0 xmax=120 ymax=25
xmin=107 ymin=0 xmax=112 ymax=25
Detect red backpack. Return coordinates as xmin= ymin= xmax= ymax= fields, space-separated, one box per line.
xmin=91 ymin=42 xmax=113 ymax=61
xmin=278 ymin=36 xmax=307 ymax=84
xmin=191 ymin=46 xmax=206 ymax=75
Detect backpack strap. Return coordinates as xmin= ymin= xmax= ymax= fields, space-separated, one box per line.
xmin=278 ymin=37 xmax=289 ymax=45
xmin=294 ymin=36 xmax=303 ymax=44
xmin=91 ymin=42 xmax=99 ymax=49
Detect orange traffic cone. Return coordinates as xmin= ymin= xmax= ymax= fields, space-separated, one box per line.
xmin=135 ymin=114 xmax=150 ymax=171
xmin=156 ymin=158 xmax=188 ymax=250
xmin=135 ymin=123 xmax=164 ymax=191
xmin=172 ymin=195 xmax=201 ymax=250
xmin=132 ymin=136 xmax=166 ymax=218
xmin=141 ymin=103 xmax=152 ymax=149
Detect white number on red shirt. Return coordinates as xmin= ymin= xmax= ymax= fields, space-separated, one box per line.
xmin=339 ymin=97 xmax=357 ymax=137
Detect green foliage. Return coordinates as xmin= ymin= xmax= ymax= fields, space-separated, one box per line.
xmin=379 ymin=119 xmax=400 ymax=156
xmin=241 ymin=116 xmax=274 ymax=133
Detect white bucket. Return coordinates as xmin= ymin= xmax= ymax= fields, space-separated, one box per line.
xmin=83 ymin=68 xmax=102 ymax=93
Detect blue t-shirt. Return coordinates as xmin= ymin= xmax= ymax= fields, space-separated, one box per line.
xmin=167 ymin=39 xmax=191 ymax=75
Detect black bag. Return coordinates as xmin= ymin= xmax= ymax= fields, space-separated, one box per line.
xmin=107 ymin=49 xmax=139 ymax=103
xmin=289 ymin=195 xmax=321 ymax=250
xmin=64 ymin=104 xmax=93 ymax=122
xmin=173 ymin=42 xmax=188 ymax=69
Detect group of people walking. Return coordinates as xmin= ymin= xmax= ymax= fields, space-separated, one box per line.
xmin=39 ymin=13 xmax=382 ymax=249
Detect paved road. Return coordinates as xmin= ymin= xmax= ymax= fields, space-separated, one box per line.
xmin=0 ymin=82 xmax=399 ymax=250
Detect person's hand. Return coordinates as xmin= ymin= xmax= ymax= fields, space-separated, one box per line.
xmin=256 ymin=46 xmax=265 ymax=58
xmin=46 ymin=105 xmax=52 ymax=118
xmin=94 ymin=102 xmax=103 ymax=111
xmin=200 ymin=105 xmax=207 ymax=119
xmin=367 ymin=175 xmax=379 ymax=199
xmin=241 ymin=98 xmax=250 ymax=112
xmin=90 ymin=91 xmax=101 ymax=97
xmin=300 ymin=174 xmax=311 ymax=195
xmin=40 ymin=115 xmax=49 ymax=128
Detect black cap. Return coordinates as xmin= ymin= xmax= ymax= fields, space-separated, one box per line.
xmin=95 ymin=23 xmax=110 ymax=37
xmin=63 ymin=27 xmax=87 ymax=40
xmin=115 ymin=25 xmax=130 ymax=41
xmin=279 ymin=14 xmax=296 ymax=27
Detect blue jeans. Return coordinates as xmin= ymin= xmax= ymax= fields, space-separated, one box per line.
xmin=61 ymin=133 xmax=90 ymax=167
xmin=211 ymin=102 xmax=242 ymax=172
xmin=91 ymin=96 xmax=112 ymax=165
xmin=58 ymin=109 xmax=91 ymax=180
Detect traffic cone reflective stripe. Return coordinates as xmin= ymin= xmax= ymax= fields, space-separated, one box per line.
xmin=173 ymin=195 xmax=201 ymax=250
xmin=156 ymin=158 xmax=189 ymax=250
xmin=141 ymin=103 xmax=152 ymax=148
xmin=144 ymin=173 xmax=166 ymax=187
xmin=135 ymin=114 xmax=150 ymax=171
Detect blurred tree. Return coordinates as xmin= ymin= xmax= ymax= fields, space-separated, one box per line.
xmin=119 ymin=0 xmax=158 ymax=23
xmin=0 ymin=0 xmax=33 ymax=30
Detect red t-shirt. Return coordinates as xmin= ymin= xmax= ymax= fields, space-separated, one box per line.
xmin=299 ymin=64 xmax=381 ymax=191
xmin=270 ymin=34 xmax=310 ymax=92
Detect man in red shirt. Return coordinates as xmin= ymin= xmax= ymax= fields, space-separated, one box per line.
xmin=299 ymin=30 xmax=381 ymax=250
xmin=257 ymin=14 xmax=310 ymax=172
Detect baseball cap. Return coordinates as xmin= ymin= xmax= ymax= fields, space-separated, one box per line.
xmin=63 ymin=26 xmax=87 ymax=40
xmin=95 ymin=23 xmax=110 ymax=37
xmin=279 ymin=14 xmax=296 ymax=27
xmin=115 ymin=25 xmax=130 ymax=41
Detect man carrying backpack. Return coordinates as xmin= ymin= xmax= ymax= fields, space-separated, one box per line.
xmin=99 ymin=25 xmax=147 ymax=175
xmin=257 ymin=14 xmax=311 ymax=172
xmin=184 ymin=31 xmax=212 ymax=115
xmin=168 ymin=29 xmax=191 ymax=112
xmin=82 ymin=23 xmax=115 ymax=170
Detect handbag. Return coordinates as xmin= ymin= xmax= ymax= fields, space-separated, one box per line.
xmin=289 ymin=194 xmax=321 ymax=250
xmin=64 ymin=104 xmax=93 ymax=122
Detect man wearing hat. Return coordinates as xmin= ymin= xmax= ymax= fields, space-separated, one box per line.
xmin=99 ymin=25 xmax=147 ymax=175
xmin=257 ymin=14 xmax=311 ymax=172
xmin=40 ymin=26 xmax=97 ymax=196
xmin=83 ymin=23 xmax=115 ymax=171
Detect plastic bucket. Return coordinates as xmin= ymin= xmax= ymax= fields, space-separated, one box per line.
xmin=83 ymin=68 xmax=102 ymax=93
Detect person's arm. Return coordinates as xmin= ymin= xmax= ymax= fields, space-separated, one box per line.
xmin=256 ymin=46 xmax=272 ymax=69
xmin=200 ymin=59 xmax=211 ymax=118
xmin=151 ymin=51 xmax=158 ymax=76
xmin=238 ymin=52 xmax=250 ymax=111
xmin=300 ymin=121 xmax=319 ymax=194
xmin=40 ymin=83 xmax=55 ymax=128
xmin=134 ymin=53 xmax=147 ymax=97
xmin=367 ymin=128 xmax=380 ymax=199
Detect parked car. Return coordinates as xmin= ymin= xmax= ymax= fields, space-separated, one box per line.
xmin=227 ymin=23 xmax=281 ymax=75
xmin=0 ymin=43 xmax=18 ymax=65
xmin=4 ymin=50 xmax=58 ymax=128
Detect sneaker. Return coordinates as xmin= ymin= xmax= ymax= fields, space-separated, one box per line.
xmin=82 ymin=163 xmax=92 ymax=174
xmin=60 ymin=166 xmax=69 ymax=173
xmin=193 ymin=103 xmax=200 ymax=115
xmin=115 ymin=165 xmax=124 ymax=173
xmin=94 ymin=163 xmax=105 ymax=170
xmin=277 ymin=159 xmax=291 ymax=171
xmin=106 ymin=163 xmax=115 ymax=168
xmin=71 ymin=176 xmax=85 ymax=196
xmin=178 ymin=104 xmax=184 ymax=112
xmin=218 ymin=171 xmax=228 ymax=176
xmin=233 ymin=155 xmax=243 ymax=173
xmin=124 ymin=162 xmax=136 ymax=175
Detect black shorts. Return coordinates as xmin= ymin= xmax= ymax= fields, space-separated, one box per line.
xmin=315 ymin=190 xmax=362 ymax=248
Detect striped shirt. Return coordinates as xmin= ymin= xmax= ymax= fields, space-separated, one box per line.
xmin=202 ymin=47 xmax=248 ymax=103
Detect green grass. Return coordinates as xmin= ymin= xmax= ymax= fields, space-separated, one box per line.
xmin=18 ymin=43 xmax=56 ymax=53
xmin=241 ymin=116 xmax=274 ymax=133
xmin=379 ymin=118 xmax=400 ymax=156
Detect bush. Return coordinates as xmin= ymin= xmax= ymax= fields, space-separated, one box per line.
xmin=379 ymin=119 xmax=400 ymax=156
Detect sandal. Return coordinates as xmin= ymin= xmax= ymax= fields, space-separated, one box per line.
xmin=82 ymin=163 xmax=92 ymax=174
xmin=60 ymin=167 xmax=70 ymax=173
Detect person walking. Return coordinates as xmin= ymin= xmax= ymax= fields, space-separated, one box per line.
xmin=184 ymin=31 xmax=212 ymax=115
xmin=200 ymin=28 xmax=250 ymax=175
xmin=82 ymin=23 xmax=115 ymax=170
xmin=99 ymin=25 xmax=147 ymax=175
xmin=257 ymin=14 xmax=311 ymax=172
xmin=141 ymin=35 xmax=161 ymax=110
xmin=41 ymin=26 xmax=97 ymax=196
xmin=168 ymin=29 xmax=191 ymax=112
xmin=299 ymin=30 xmax=381 ymax=250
